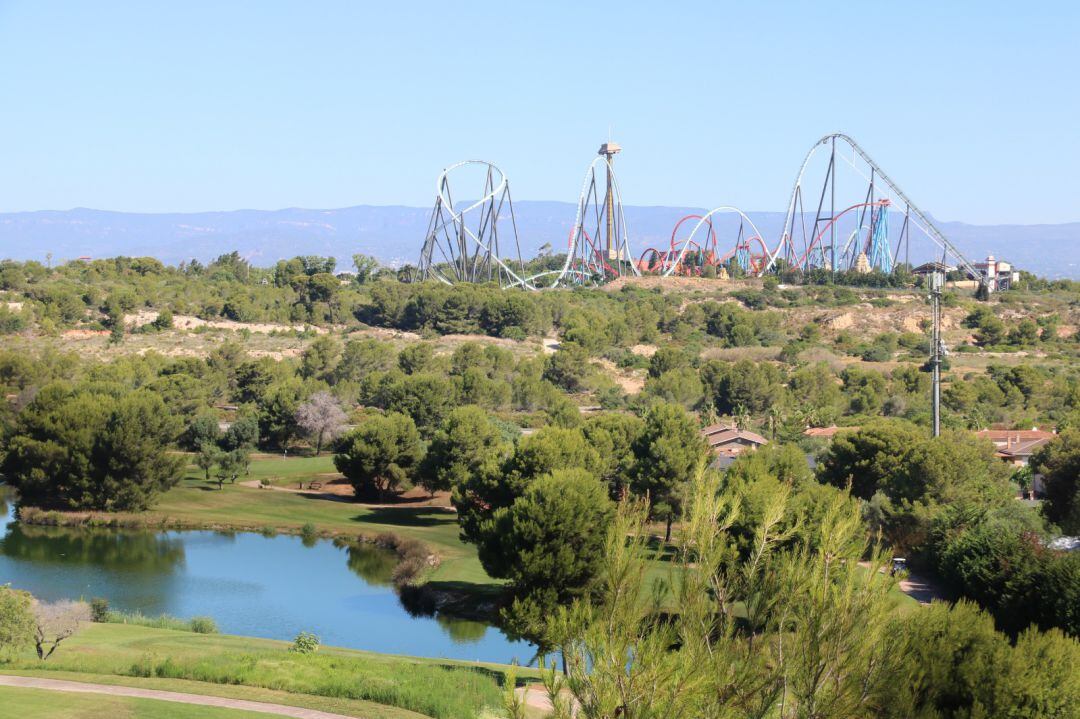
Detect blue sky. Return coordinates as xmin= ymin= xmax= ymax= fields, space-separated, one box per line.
xmin=0 ymin=1 xmax=1077 ymax=223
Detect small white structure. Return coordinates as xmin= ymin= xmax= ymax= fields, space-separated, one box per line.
xmin=972 ymin=255 xmax=1021 ymax=291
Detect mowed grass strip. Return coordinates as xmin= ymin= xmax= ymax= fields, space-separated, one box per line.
xmin=0 ymin=673 xmax=429 ymax=719
xmin=0 ymin=684 xmax=277 ymax=719
xmin=3 ymin=623 xmax=511 ymax=719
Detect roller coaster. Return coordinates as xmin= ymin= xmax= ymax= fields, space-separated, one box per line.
xmin=766 ymin=133 xmax=981 ymax=281
xmin=414 ymin=133 xmax=988 ymax=290
xmin=637 ymin=209 xmax=771 ymax=278
xmin=416 ymin=144 xmax=638 ymax=289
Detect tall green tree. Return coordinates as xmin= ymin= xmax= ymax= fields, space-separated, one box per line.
xmin=334 ymin=412 xmax=422 ymax=499
xmin=543 ymin=342 xmax=592 ymax=393
xmin=195 ymin=442 xmax=220 ymax=481
xmin=221 ymin=415 xmax=259 ymax=451
xmin=629 ymin=402 xmax=709 ymax=541
xmin=422 ymin=406 xmax=508 ymax=497
xmin=454 ymin=425 xmax=601 ymax=549
xmin=258 ymin=378 xmax=305 ymax=449
xmin=351 ymin=253 xmax=381 ymax=284
xmin=581 ymin=412 xmax=644 ymax=498
xmin=299 ymin=336 xmax=342 ymax=382
xmin=184 ymin=412 xmax=221 ymax=451
xmin=2 ymin=384 xmax=184 ymax=511
xmin=480 ymin=469 xmax=615 ymax=647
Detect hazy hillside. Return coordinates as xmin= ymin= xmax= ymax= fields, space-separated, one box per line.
xmin=1 ymin=203 xmax=1076 ymax=278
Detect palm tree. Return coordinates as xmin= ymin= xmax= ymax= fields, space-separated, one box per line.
xmin=765 ymin=406 xmax=785 ymax=440
xmin=733 ymin=404 xmax=751 ymax=431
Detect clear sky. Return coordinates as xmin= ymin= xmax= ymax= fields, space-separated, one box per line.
xmin=0 ymin=1 xmax=1077 ymax=224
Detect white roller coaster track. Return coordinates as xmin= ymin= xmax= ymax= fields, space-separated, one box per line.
xmin=418 ymin=160 xmax=535 ymax=289
xmin=420 ymin=157 xmax=639 ymax=290
xmin=523 ymin=155 xmax=639 ymax=289
xmin=766 ymin=133 xmax=986 ymax=287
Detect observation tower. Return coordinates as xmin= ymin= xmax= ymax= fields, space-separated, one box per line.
xmin=598 ymin=142 xmax=622 ymax=262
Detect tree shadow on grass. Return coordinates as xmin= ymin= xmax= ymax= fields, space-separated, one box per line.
xmin=644 ymin=535 xmax=680 ymax=562
xmin=289 ymin=492 xmax=456 ymax=528
xmin=351 ymin=506 xmax=458 ymax=529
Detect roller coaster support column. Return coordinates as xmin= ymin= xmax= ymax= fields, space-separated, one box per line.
xmin=599 ymin=142 xmax=622 ymax=261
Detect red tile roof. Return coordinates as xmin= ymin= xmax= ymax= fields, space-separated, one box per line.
xmin=976 ymin=429 xmax=1055 ymax=442
xmin=701 ymin=424 xmax=768 ymax=448
xmin=976 ymin=429 xmax=1055 ymax=458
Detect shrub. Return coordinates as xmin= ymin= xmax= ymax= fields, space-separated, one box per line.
xmin=189 ymin=616 xmax=218 ymax=634
xmin=89 ymin=598 xmax=109 ymax=623
xmin=290 ymin=631 xmax=320 ymax=654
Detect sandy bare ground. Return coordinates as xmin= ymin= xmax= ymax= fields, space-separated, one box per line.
xmin=0 ymin=675 xmax=358 ymax=719
xmin=593 ymin=358 xmax=645 ymax=394
xmin=601 ymin=275 xmax=762 ymax=293
xmin=126 ymin=311 xmax=328 ymax=335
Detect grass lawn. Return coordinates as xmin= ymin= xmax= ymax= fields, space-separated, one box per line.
xmin=1 ymin=623 xmax=526 ymax=719
xmin=0 ymin=685 xmax=280 ymax=719
xmin=237 ymin=453 xmax=339 ymax=485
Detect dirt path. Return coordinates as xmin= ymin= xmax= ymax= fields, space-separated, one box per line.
xmin=0 ymin=675 xmax=358 ymax=718
xmin=859 ymin=561 xmax=947 ymax=604
xmin=516 ymin=684 xmax=554 ymax=712
xmin=238 ymin=479 xmax=350 ymax=501
xmin=897 ymin=570 xmax=947 ymax=604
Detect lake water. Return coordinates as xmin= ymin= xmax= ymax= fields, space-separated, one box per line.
xmin=0 ymin=494 xmax=532 ymax=663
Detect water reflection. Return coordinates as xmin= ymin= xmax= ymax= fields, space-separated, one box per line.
xmin=1 ymin=523 xmax=186 ymax=574
xmin=436 ymin=613 xmax=489 ymax=644
xmin=344 ymin=541 xmax=396 ymax=587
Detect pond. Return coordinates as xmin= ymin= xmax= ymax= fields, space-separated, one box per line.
xmin=0 ymin=494 xmax=532 ymax=664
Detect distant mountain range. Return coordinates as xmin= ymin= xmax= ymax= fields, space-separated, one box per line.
xmin=1 ymin=203 xmax=1077 ymax=279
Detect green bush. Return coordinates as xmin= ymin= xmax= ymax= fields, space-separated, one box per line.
xmin=189 ymin=616 xmax=218 ymax=634
xmin=89 ymin=598 xmax=110 ymax=623
xmin=290 ymin=631 xmax=320 ymax=654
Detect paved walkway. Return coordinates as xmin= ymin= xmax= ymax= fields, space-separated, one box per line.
xmin=0 ymin=675 xmax=360 ymax=719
